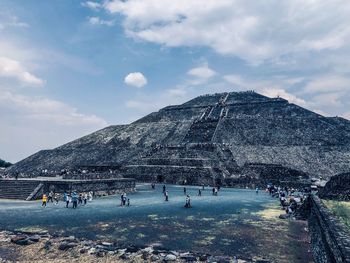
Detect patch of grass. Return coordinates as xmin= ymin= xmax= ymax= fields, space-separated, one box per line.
xmin=323 ymin=200 xmax=350 ymax=230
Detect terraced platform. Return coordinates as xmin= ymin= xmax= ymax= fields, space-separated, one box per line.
xmin=6 ymin=91 xmax=350 ymax=186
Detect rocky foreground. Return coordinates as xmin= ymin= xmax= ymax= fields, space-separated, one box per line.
xmin=0 ymin=229 xmax=275 ymax=263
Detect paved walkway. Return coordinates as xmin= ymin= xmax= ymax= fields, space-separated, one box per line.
xmin=0 ymin=184 xmax=313 ymax=262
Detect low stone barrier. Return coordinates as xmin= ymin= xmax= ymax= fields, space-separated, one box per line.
xmin=39 ymin=178 xmax=135 ymax=197
xmin=0 ymin=178 xmax=135 ymax=200
xmin=308 ymin=195 xmax=350 ymax=263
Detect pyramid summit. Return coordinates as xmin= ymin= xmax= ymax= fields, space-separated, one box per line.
xmin=8 ymin=91 xmax=350 ymax=186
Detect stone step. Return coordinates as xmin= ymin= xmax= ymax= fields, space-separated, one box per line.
xmin=0 ymin=180 xmax=40 ymax=200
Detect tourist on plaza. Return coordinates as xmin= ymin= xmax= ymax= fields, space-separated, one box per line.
xmin=184 ymin=187 xmax=187 ymax=195
xmin=198 ymin=189 xmax=202 ymax=196
xmin=151 ymin=183 xmax=155 ymax=190
xmin=163 ymin=185 xmax=166 ymax=193
xmin=165 ymin=191 xmax=169 ymax=201
xmin=72 ymin=192 xmax=78 ymax=209
xmin=83 ymin=193 xmax=88 ymax=205
xmin=88 ymin=191 xmax=93 ymax=201
xmin=64 ymin=193 xmax=70 ymax=208
xmin=256 ymin=187 xmax=259 ymax=194
xmin=63 ymin=192 xmax=67 ymax=204
xmin=185 ymin=195 xmax=191 ymax=208
xmin=127 ymin=198 xmax=130 ymax=206
xmin=54 ymin=193 xmax=60 ymax=205
xmin=212 ymin=187 xmax=215 ymax=195
xmin=42 ymin=194 xmax=47 ymax=207
xmin=123 ymin=193 xmax=127 ymax=206
xmin=120 ymin=193 xmax=124 ymax=206
xmin=78 ymin=194 xmax=83 ymax=205
xmin=48 ymin=191 xmax=54 ymax=203
xmin=68 ymin=194 xmax=72 ymax=207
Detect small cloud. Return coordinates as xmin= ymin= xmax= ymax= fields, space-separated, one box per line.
xmin=223 ymin=74 xmax=246 ymax=88
xmin=88 ymin=16 xmax=114 ymax=26
xmin=167 ymin=88 xmax=187 ymax=97
xmin=0 ymin=90 xmax=107 ymax=127
xmin=82 ymin=1 xmax=102 ymax=11
xmin=125 ymin=100 xmax=156 ymax=111
xmin=303 ymin=76 xmax=350 ymax=94
xmin=261 ymin=88 xmax=307 ymax=107
xmin=124 ymin=72 xmax=147 ymax=88
xmin=0 ymin=57 xmax=44 ymax=87
xmin=341 ymin=112 xmax=350 ymax=120
xmin=187 ymin=64 xmax=216 ymax=79
xmin=0 ymin=13 xmax=29 ymax=30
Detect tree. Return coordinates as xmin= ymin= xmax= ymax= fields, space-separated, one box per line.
xmin=0 ymin=159 xmax=12 ymax=168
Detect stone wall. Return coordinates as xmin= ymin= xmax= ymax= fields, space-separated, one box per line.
xmin=308 ymin=195 xmax=350 ymax=263
xmin=0 ymin=178 xmax=135 ymax=200
xmin=38 ymin=178 xmax=135 ymax=198
xmin=319 ymin=172 xmax=350 ymax=201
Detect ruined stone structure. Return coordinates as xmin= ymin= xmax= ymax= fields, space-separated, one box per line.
xmin=319 ymin=172 xmax=350 ymax=201
xmin=307 ymin=195 xmax=350 ymax=263
xmin=6 ymin=91 xmax=350 ymax=186
xmin=0 ymin=178 xmax=135 ymax=200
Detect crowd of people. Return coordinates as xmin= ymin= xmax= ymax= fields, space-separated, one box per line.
xmin=41 ymin=191 xmax=93 ymax=208
xmin=41 ymin=183 xmax=301 ymax=211
xmin=266 ymin=184 xmax=307 ymax=217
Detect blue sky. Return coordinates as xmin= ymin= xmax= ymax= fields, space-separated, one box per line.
xmin=1 ymin=0 xmax=350 ymax=162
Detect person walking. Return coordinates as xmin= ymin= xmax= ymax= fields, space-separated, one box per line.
xmin=48 ymin=191 xmax=53 ymax=203
xmin=54 ymin=193 xmax=59 ymax=205
xmin=198 ymin=189 xmax=202 ymax=196
xmin=83 ymin=193 xmax=88 ymax=205
xmin=88 ymin=191 xmax=93 ymax=201
xmin=127 ymin=198 xmax=130 ymax=207
xmin=165 ymin=191 xmax=169 ymax=201
xmin=72 ymin=192 xmax=78 ymax=209
xmin=78 ymin=194 xmax=83 ymax=205
xmin=214 ymin=188 xmax=218 ymax=196
xmin=120 ymin=193 xmax=124 ymax=206
xmin=65 ymin=193 xmax=70 ymax=208
xmin=185 ymin=195 xmax=191 ymax=208
xmin=42 ymin=194 xmax=47 ymax=207
xmin=123 ymin=193 xmax=127 ymax=206
xmin=184 ymin=187 xmax=187 ymax=195
xmin=163 ymin=185 xmax=166 ymax=193
xmin=255 ymin=187 xmax=259 ymax=194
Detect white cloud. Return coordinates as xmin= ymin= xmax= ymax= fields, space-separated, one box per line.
xmin=342 ymin=112 xmax=350 ymax=120
xmin=0 ymin=13 xmax=28 ymax=30
xmin=124 ymin=72 xmax=147 ymax=88
xmin=303 ymin=75 xmax=350 ymax=94
xmin=0 ymin=90 xmax=107 ymax=126
xmin=0 ymin=57 xmax=44 ymax=87
xmin=104 ymin=0 xmax=350 ymax=63
xmin=167 ymin=88 xmax=187 ymax=97
xmin=82 ymin=1 xmax=102 ymax=11
xmin=88 ymin=16 xmax=115 ymax=26
xmin=187 ymin=65 xmax=216 ymax=79
xmin=224 ymin=73 xmax=309 ymax=106
xmin=261 ymin=88 xmax=307 ymax=107
xmin=0 ymin=90 xmax=107 ymax=162
xmin=125 ymin=100 xmax=156 ymax=111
